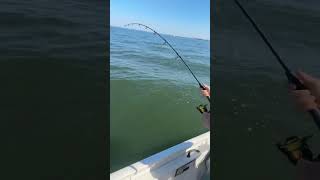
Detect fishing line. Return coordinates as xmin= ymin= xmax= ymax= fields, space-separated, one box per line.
xmin=125 ymin=23 xmax=210 ymax=102
xmin=234 ymin=0 xmax=320 ymax=130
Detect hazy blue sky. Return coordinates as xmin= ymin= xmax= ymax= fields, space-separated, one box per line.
xmin=110 ymin=0 xmax=210 ymax=40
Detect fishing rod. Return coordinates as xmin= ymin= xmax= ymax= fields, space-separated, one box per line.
xmin=125 ymin=23 xmax=210 ymax=102
xmin=234 ymin=0 xmax=320 ymax=130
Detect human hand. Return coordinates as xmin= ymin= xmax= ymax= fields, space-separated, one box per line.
xmin=289 ymin=71 xmax=320 ymax=111
xmin=200 ymin=84 xmax=210 ymax=97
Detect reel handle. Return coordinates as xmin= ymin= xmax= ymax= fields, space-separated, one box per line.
xmin=286 ymin=71 xmax=320 ymax=130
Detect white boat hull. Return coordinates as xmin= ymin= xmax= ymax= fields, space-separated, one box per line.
xmin=110 ymin=131 xmax=210 ymax=180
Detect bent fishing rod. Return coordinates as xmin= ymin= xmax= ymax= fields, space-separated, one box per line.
xmin=234 ymin=0 xmax=320 ymax=130
xmin=125 ymin=23 xmax=210 ymax=102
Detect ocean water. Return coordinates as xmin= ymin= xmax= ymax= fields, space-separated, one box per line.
xmin=214 ymin=0 xmax=320 ymax=179
xmin=110 ymin=26 xmax=210 ymax=172
xmin=1 ymin=1 xmax=106 ymax=179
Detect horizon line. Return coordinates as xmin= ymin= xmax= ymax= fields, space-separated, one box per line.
xmin=110 ymin=25 xmax=210 ymax=41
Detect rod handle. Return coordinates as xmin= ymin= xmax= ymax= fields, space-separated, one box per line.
xmin=286 ymin=71 xmax=306 ymax=90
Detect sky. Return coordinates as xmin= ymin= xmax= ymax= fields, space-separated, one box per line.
xmin=110 ymin=0 xmax=210 ymax=40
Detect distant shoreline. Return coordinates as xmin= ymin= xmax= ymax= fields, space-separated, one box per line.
xmin=111 ymin=25 xmax=210 ymax=41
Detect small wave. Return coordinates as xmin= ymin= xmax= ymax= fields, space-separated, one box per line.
xmin=0 ymin=11 xmax=79 ymax=28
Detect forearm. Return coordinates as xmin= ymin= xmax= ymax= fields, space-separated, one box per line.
xmin=202 ymin=112 xmax=210 ymax=129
